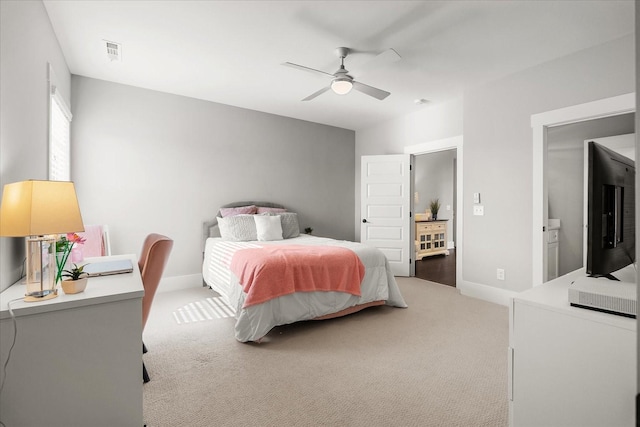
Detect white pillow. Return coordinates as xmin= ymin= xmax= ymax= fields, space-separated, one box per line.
xmin=254 ymin=215 xmax=283 ymax=241
xmin=217 ymin=215 xmax=257 ymax=241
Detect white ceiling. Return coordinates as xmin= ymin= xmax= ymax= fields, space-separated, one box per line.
xmin=43 ymin=1 xmax=634 ymax=131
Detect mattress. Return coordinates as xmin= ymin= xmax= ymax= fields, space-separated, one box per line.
xmin=202 ymin=234 xmax=407 ymax=342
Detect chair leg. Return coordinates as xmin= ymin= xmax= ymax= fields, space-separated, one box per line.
xmin=142 ymin=341 xmax=150 ymax=382
xmin=143 ymin=362 xmax=150 ymax=383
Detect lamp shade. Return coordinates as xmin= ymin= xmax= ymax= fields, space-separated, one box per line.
xmin=0 ymin=180 xmax=84 ymax=236
xmin=331 ymin=78 xmax=353 ymax=95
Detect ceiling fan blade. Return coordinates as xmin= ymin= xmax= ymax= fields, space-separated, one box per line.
xmin=282 ymin=62 xmax=334 ymax=78
xmin=352 ymin=81 xmax=390 ymax=100
xmin=302 ymin=86 xmax=331 ymax=101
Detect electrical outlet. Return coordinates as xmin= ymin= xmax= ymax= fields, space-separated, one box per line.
xmin=473 ymin=205 xmax=484 ymax=216
xmin=497 ymin=268 xmax=505 ymax=280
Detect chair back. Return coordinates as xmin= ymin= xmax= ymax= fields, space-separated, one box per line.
xmin=139 ymin=233 xmax=173 ymax=329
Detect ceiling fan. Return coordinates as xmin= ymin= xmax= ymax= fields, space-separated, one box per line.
xmin=283 ymin=47 xmax=401 ymax=101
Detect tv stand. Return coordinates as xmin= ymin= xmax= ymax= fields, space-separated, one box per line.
xmin=509 ymin=268 xmax=636 ymax=426
xmin=588 ymin=273 xmax=620 ymax=281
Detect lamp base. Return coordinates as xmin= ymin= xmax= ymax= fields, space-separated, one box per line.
xmin=24 ymin=289 xmax=58 ymax=303
xmin=25 ymin=235 xmax=57 ymax=297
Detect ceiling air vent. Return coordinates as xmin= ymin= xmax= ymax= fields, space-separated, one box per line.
xmin=104 ymin=40 xmax=122 ymax=62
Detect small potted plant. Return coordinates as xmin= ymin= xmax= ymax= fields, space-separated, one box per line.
xmin=429 ymin=198 xmax=441 ymax=220
xmin=55 ymin=233 xmax=86 ymax=284
xmin=60 ymin=263 xmax=89 ymax=294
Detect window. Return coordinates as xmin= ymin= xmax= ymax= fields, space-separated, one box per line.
xmin=48 ymin=67 xmax=72 ymax=181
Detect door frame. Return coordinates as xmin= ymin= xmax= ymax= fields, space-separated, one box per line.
xmin=531 ymin=93 xmax=635 ymax=286
xmin=405 ymin=135 xmax=463 ymax=287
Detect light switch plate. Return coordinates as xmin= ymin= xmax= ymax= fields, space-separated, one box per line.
xmin=473 ymin=192 xmax=481 ymax=203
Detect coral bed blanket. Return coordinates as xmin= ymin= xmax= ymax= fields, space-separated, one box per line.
xmin=230 ymin=245 xmax=365 ymax=308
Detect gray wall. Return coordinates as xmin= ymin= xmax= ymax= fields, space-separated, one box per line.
xmin=0 ymin=1 xmax=72 ymax=292
xmin=71 ymin=76 xmax=355 ymax=283
xmin=547 ymin=114 xmax=635 ymax=277
xmin=356 ymin=33 xmax=635 ymax=296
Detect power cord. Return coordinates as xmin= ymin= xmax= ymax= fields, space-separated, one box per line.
xmin=0 ymin=297 xmax=25 ymax=427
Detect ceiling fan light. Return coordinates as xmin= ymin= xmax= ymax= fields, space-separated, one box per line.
xmin=331 ymin=79 xmax=353 ymax=95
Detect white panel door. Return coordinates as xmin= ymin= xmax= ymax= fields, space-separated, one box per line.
xmin=361 ymin=154 xmax=412 ymax=277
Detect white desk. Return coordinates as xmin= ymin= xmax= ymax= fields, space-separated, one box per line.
xmin=508 ymin=268 xmax=636 ymax=427
xmin=0 ymin=254 xmax=144 ymax=427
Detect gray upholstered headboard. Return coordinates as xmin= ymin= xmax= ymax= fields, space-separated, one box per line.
xmin=201 ymin=201 xmax=286 ymax=252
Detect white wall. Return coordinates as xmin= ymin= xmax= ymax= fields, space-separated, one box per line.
xmin=0 ymin=1 xmax=71 ymax=292
xmin=463 ymin=34 xmax=634 ymax=295
xmin=356 ymin=34 xmax=635 ymax=300
xmin=355 ymin=98 xmax=464 ymax=240
xmin=71 ymin=76 xmax=355 ymax=288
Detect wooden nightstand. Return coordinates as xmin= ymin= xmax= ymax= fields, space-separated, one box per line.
xmin=415 ymin=220 xmax=449 ymax=260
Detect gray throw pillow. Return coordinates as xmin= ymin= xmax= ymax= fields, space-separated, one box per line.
xmin=217 ymin=215 xmax=257 ymax=241
xmin=278 ymin=212 xmax=300 ymax=239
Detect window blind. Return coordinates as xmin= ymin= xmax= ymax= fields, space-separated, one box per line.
xmin=48 ymin=85 xmax=72 ymax=181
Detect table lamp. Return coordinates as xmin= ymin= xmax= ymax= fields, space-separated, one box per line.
xmin=0 ymin=180 xmax=84 ymax=301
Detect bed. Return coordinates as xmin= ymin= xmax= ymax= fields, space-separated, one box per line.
xmin=202 ymin=202 xmax=407 ymax=342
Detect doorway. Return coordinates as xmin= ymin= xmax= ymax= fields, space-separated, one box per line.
xmin=531 ymin=93 xmax=635 ymax=285
xmin=546 ymin=115 xmax=635 ymax=281
xmin=413 ymin=149 xmax=457 ymax=286
xmin=404 ymin=135 xmax=463 ymax=288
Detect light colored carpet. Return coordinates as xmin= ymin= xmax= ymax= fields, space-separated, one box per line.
xmin=143 ymin=277 xmax=509 ymax=427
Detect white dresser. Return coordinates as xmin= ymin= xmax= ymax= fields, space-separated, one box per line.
xmin=0 ymin=254 xmax=144 ymax=427
xmin=508 ymin=268 xmax=636 ymax=427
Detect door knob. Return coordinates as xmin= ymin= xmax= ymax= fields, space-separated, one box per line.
xmin=362 ymin=219 xmax=368 ymax=223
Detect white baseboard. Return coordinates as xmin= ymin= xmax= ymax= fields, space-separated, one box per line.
xmin=458 ymin=279 xmax=518 ymax=307
xmin=158 ymin=273 xmax=203 ymax=293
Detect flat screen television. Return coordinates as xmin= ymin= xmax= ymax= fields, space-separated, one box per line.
xmin=586 ymin=141 xmax=635 ymax=279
